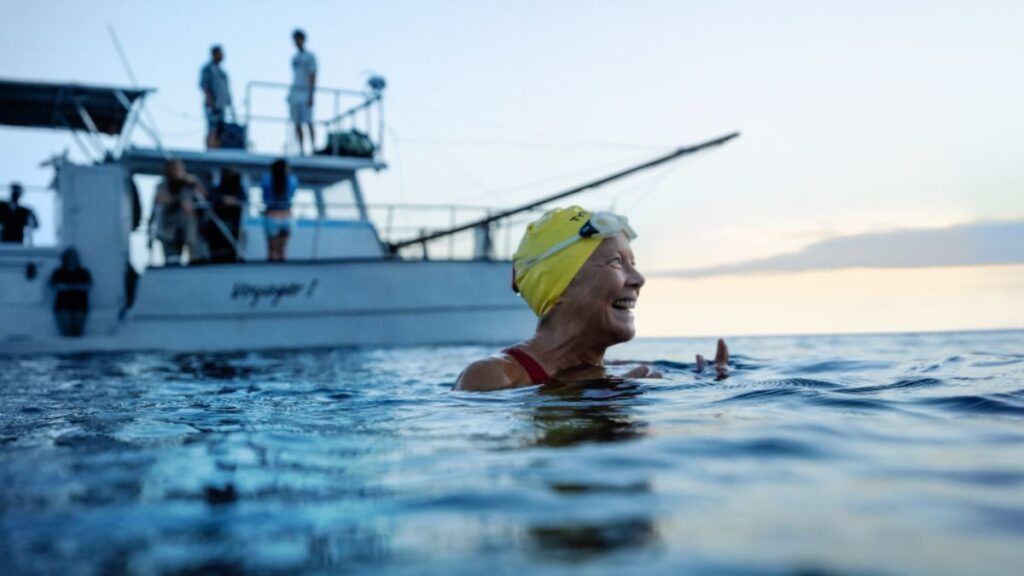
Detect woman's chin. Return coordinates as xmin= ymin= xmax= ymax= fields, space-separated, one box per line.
xmin=608 ymin=308 xmax=636 ymax=339
xmin=605 ymin=317 xmax=636 ymax=343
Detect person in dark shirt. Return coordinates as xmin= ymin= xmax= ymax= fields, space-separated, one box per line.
xmin=0 ymin=183 xmax=39 ymax=244
xmin=49 ymin=247 xmax=92 ymax=337
xmin=205 ymin=167 xmax=246 ymax=262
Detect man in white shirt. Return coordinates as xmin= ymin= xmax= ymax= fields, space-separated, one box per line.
xmin=289 ymin=29 xmax=317 ymax=155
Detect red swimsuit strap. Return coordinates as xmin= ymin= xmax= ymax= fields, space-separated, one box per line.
xmin=502 ymin=347 xmax=551 ymax=384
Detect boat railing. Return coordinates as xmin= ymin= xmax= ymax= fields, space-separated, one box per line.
xmin=242 ymin=78 xmax=385 ymax=159
xmin=244 ymin=200 xmax=546 ymax=261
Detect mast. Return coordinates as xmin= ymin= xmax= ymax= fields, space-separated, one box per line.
xmin=387 ymin=131 xmax=740 ymax=254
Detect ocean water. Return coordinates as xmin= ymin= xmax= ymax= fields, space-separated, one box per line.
xmin=2 ymin=330 xmax=1023 ymax=576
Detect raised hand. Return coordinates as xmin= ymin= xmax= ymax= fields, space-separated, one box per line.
xmin=695 ymin=338 xmax=729 ymax=380
xmin=621 ymin=364 xmax=663 ymax=379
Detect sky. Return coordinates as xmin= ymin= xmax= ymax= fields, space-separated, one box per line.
xmin=1 ymin=0 xmax=1022 ymax=336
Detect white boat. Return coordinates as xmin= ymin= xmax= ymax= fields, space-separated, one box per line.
xmin=0 ymin=78 xmax=736 ymax=355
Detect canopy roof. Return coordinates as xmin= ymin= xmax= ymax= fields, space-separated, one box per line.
xmin=0 ymin=79 xmax=153 ymax=135
xmin=119 ymin=147 xmax=386 ymax=187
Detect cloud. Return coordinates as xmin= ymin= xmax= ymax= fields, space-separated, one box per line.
xmin=654 ymin=220 xmax=1024 ymax=278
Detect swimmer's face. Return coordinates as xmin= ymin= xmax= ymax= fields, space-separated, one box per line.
xmin=557 ymin=234 xmax=644 ymax=344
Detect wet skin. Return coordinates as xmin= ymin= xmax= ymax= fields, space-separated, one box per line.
xmin=456 ymin=234 xmax=729 ymax=391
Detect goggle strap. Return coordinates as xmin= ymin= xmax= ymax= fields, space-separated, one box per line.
xmin=516 ymin=234 xmax=582 ymax=273
xmin=515 ymin=213 xmax=636 ymax=275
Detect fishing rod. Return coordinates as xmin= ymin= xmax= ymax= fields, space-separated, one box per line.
xmin=386 ymin=131 xmax=740 ymax=254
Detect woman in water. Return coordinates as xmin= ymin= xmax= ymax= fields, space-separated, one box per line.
xmin=261 ymin=159 xmax=298 ymax=262
xmin=456 ymin=206 xmax=728 ymax=391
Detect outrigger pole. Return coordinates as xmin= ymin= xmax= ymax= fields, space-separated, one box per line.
xmin=386 ymin=131 xmax=740 ymax=255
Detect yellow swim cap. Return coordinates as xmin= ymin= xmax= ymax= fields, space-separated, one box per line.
xmin=512 ymin=206 xmax=636 ymax=317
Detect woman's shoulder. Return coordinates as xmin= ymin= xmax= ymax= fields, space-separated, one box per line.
xmin=455 ymin=353 xmax=532 ymax=392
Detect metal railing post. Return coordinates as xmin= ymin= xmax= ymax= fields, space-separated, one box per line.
xmin=448 ymin=207 xmax=456 ymax=258
xmin=385 ymin=205 xmax=395 ymax=242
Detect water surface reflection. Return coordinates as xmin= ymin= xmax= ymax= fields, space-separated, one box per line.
xmin=525 ymin=378 xmax=659 ymax=558
xmin=530 ymin=379 xmax=648 ymax=448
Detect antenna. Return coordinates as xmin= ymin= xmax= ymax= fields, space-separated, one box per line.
xmin=107 ymin=24 xmax=139 ymax=87
xmin=107 ymin=24 xmax=166 ymax=154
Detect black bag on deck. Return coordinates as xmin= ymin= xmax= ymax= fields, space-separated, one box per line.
xmin=317 ymin=130 xmax=375 ymax=158
xmin=219 ymin=122 xmax=247 ymax=149
xmin=218 ymin=108 xmax=247 ymax=150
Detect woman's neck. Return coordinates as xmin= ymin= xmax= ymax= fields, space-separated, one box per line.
xmin=521 ymin=321 xmax=610 ymax=374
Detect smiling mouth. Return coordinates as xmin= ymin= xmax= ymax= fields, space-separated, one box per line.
xmin=611 ymin=298 xmax=636 ymax=311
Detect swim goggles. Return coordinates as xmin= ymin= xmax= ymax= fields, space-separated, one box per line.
xmin=515 ymin=211 xmax=637 ymax=274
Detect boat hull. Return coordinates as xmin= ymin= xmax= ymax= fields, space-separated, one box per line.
xmin=1 ymin=259 xmax=535 ymax=355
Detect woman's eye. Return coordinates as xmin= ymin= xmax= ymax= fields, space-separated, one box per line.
xmin=609 ymin=257 xmax=623 ymax=265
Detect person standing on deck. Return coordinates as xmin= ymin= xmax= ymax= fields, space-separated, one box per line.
xmin=205 ymin=167 xmax=246 ymax=262
xmin=289 ymin=29 xmax=317 ymax=155
xmin=199 ymin=44 xmax=232 ymax=149
xmin=261 ymin=159 xmax=298 ymax=261
xmin=0 ymin=183 xmax=39 ymax=245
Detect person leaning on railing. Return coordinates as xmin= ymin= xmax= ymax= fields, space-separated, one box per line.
xmin=152 ymin=159 xmax=209 ymax=265
xmin=456 ymin=206 xmax=729 ymax=391
xmin=205 ymin=167 xmax=246 ymax=263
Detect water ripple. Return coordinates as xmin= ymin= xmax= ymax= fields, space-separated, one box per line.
xmin=918 ymin=395 xmax=1024 ymax=416
xmin=2 ymin=331 xmax=1024 ymax=575
xmin=836 ymin=377 xmax=944 ymax=394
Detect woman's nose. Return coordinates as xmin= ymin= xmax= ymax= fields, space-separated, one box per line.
xmin=628 ymin=264 xmax=645 ymax=288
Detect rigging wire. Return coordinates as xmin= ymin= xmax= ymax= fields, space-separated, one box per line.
xmin=390 ymin=110 xmax=496 ymax=194
xmin=107 ymin=24 xmax=166 ymax=154
xmin=624 ymin=159 xmax=684 ymax=212
xmin=447 ymin=148 xmax=669 ymax=204
xmin=148 ymin=99 xmax=206 ymax=123
xmin=394 ymin=100 xmax=676 ymax=150
xmin=391 ymin=136 xmax=671 ymax=151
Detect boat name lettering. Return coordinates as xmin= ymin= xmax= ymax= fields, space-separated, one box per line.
xmin=231 ymin=281 xmax=318 ymax=307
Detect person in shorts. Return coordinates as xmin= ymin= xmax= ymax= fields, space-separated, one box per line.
xmin=261 ymin=159 xmax=298 ymax=261
xmin=199 ymin=44 xmax=232 ymax=148
xmin=289 ymin=29 xmax=317 ymax=155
